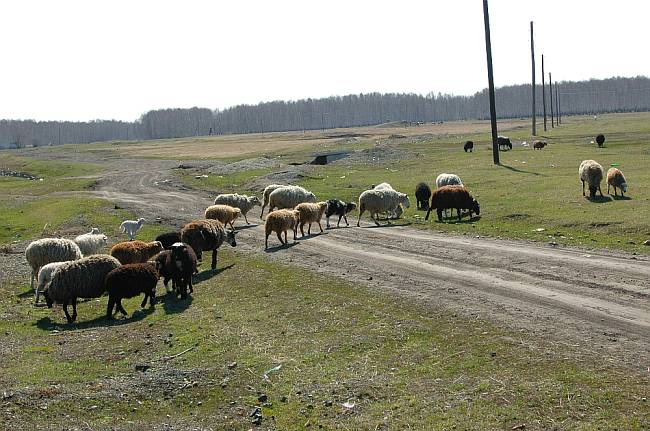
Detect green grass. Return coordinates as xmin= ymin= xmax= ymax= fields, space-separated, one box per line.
xmin=1 ymin=250 xmax=647 ymax=429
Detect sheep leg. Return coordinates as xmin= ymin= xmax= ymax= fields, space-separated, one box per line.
xmin=356 ymin=207 xmax=365 ymax=227
xmin=326 ymin=216 xmax=331 ymax=229
xmin=437 ymin=209 xmax=443 ymax=222
xmin=372 ymin=212 xmax=380 ymax=227
xmin=229 ymin=221 xmax=235 ymax=230
xmin=284 ymin=230 xmax=288 ymax=244
xmin=243 ymin=213 xmax=250 ymax=225
xmin=265 ymin=233 xmax=270 ymax=249
xmin=300 ymin=222 xmax=306 ymax=237
xmin=106 ymin=297 xmax=115 ymax=319
xmin=308 ymin=222 xmax=312 ymax=235
xmin=457 ymin=208 xmax=462 ymax=221
xmin=211 ymin=249 xmax=218 ymax=270
xmin=598 ymin=185 xmax=603 ymax=197
xmin=318 ymin=221 xmax=323 ymax=233
xmin=150 ymin=291 xmax=156 ymax=307
xmin=63 ymin=302 xmax=73 ymax=323
xmin=276 ymin=231 xmax=284 ymax=245
xmin=260 ymin=205 xmax=266 ymax=219
xmin=607 ymin=183 xmax=611 ymax=194
xmin=141 ymin=294 xmax=148 ymax=308
xmin=425 ymin=207 xmax=432 ymax=221
xmin=117 ymin=299 xmax=128 ymax=316
xmin=342 ymin=214 xmax=349 ymax=227
xmin=30 ymin=271 xmax=35 ymax=295
xmin=582 ymin=180 xmax=585 ymax=196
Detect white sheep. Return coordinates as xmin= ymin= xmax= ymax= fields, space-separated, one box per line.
xmin=35 ymin=261 xmax=70 ymax=304
xmin=120 ymin=217 xmax=146 ymax=240
xmin=25 ymin=238 xmax=83 ymax=299
xmin=214 ymin=193 xmax=261 ymax=224
xmin=357 ymin=189 xmax=411 ymax=226
xmin=435 ymin=173 xmax=463 ymax=188
xmin=74 ymin=232 xmax=108 ymax=256
xmin=260 ymin=184 xmax=286 ymax=219
xmin=371 ymin=183 xmax=401 ymax=218
xmin=267 ymin=186 xmax=317 ymax=216
xmin=579 ymin=160 xmax=604 ymax=199
xmin=372 ymin=182 xmax=394 ymax=191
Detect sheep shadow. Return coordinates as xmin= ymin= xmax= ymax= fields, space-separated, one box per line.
xmin=235 ymin=224 xmax=259 ymax=230
xmin=35 ymin=305 xmax=156 ymax=331
xmin=435 ymin=216 xmax=481 ymax=224
xmin=192 ymin=264 xmax=234 ymax=285
xmin=17 ymin=287 xmax=35 ymax=299
xmin=499 ymin=164 xmax=543 ymax=176
xmin=610 ymin=195 xmax=632 ymax=201
xmin=160 ymin=292 xmax=193 ymax=315
xmin=362 ymin=222 xmax=413 ymax=229
xmin=586 ymin=195 xmax=613 ymax=203
xmin=296 ymin=231 xmax=328 ymax=241
xmin=264 ymin=242 xmax=299 ymax=253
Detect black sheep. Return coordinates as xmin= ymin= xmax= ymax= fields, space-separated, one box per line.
xmin=153 ymin=250 xmax=174 ymax=291
xmin=425 ymin=185 xmax=480 ymax=222
xmin=415 ymin=182 xmax=431 ymax=210
xmin=463 ymin=140 xmax=474 ymax=152
xmin=595 ymin=134 xmax=605 ymax=147
xmin=325 ymin=199 xmax=357 ymax=228
xmin=155 ymin=231 xmax=182 ymax=250
xmin=497 ymin=136 xmax=512 ymax=151
xmin=105 ymin=263 xmax=159 ymax=319
xmin=167 ymin=242 xmax=198 ymax=299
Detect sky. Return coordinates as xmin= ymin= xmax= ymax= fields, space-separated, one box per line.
xmin=1 ymin=0 xmax=648 ymax=122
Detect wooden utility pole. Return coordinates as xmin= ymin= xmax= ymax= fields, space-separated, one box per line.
xmin=530 ymin=21 xmax=536 ymax=136
xmin=482 ymin=0 xmax=499 ymax=165
xmin=541 ymin=55 xmax=547 ymax=131
xmin=555 ymin=83 xmax=560 ymax=125
xmin=557 ymin=85 xmax=562 ymax=124
xmin=549 ymin=72 xmax=555 ymax=128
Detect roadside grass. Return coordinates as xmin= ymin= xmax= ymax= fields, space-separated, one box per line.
xmin=1 ymin=249 xmax=647 ymax=429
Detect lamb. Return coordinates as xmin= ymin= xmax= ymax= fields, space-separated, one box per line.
xmin=533 ymin=140 xmax=547 ymax=150
xmin=265 ymin=209 xmax=300 ymax=249
xmin=161 ymin=242 xmax=198 ymax=299
xmin=25 ymin=238 xmax=83 ymax=298
xmin=295 ymin=202 xmax=328 ymax=236
xmin=607 ymin=167 xmax=628 ymax=196
xmin=120 ymin=217 xmax=146 ymax=240
xmin=155 ymin=231 xmax=182 ymax=250
xmin=267 ymin=185 xmax=317 ymax=215
xmin=214 ymin=193 xmax=261 ymax=225
xmin=498 ymin=136 xmax=512 ymax=151
xmin=463 ymin=141 xmax=474 ymax=152
xmin=425 ymin=185 xmax=480 ymax=222
xmin=105 ymin=263 xmax=159 ymax=319
xmin=109 ymin=240 xmax=164 ymax=265
xmin=260 ymin=184 xmax=286 ymax=219
xmin=180 ymin=219 xmax=237 ymax=270
xmin=43 ymin=255 xmax=121 ymax=323
xmin=356 ymin=189 xmax=410 ymax=227
xmin=596 ymin=134 xmax=605 ymax=148
xmin=204 ymin=204 xmax=242 ymax=229
xmin=579 ymin=160 xmax=604 ymax=199
xmin=74 ymin=232 xmax=108 ymax=256
xmin=325 ymin=199 xmax=357 ymax=228
xmin=415 ymin=182 xmax=431 ymax=210
xmin=35 ymin=261 xmax=70 ymax=304
xmin=435 ymin=173 xmax=463 ymax=188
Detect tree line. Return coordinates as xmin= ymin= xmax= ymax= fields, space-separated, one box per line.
xmin=2 ymin=75 xmax=649 ymax=148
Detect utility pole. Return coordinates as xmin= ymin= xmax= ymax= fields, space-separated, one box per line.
xmin=555 ymin=83 xmax=560 ymax=125
xmin=482 ymin=0 xmax=499 ymax=165
xmin=541 ymin=55 xmax=547 ymax=131
xmin=549 ymin=72 xmax=555 ymax=128
xmin=530 ymin=21 xmax=536 ymax=136
xmin=557 ymin=84 xmax=562 ymax=124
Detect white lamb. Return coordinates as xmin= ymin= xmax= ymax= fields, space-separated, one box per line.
xmin=214 ymin=193 xmax=262 ymax=225
xmin=267 ymin=186 xmax=317 ymax=216
xmin=74 ymin=232 xmax=108 ymax=256
xmin=35 ymin=261 xmax=70 ymax=304
xmin=357 ymin=188 xmax=410 ymax=227
xmin=120 ymin=218 xmax=146 ymax=240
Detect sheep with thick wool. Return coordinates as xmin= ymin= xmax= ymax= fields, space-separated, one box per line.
xmin=155 ymin=231 xmax=182 ymax=250
xmin=371 ymin=183 xmax=403 ymax=219
xmin=105 ymin=263 xmax=159 ymax=319
xmin=356 ymin=189 xmax=410 ymax=227
xmin=110 ymin=240 xmax=164 ymax=265
xmin=425 ymin=185 xmax=480 ymax=222
xmin=180 ymin=219 xmax=237 ymax=270
xmin=325 ymin=199 xmax=357 ymax=228
xmin=267 ymin=186 xmax=317 ymax=215
xmin=35 ymin=261 xmax=71 ymax=304
xmin=265 ymin=209 xmax=300 ymax=249
xmin=74 ymin=232 xmax=108 ymax=256
xmin=204 ymin=204 xmax=242 ymax=229
xmin=435 ymin=173 xmax=463 ymax=188
xmin=295 ymin=201 xmax=328 ymax=236
xmin=162 ymin=242 xmax=198 ymax=299
xmin=260 ymin=184 xmax=286 ymax=219
xmin=607 ymin=168 xmax=628 ymax=196
xmin=214 ymin=193 xmax=261 ymax=224
xmin=579 ymin=160 xmax=604 ymax=199
xmin=415 ymin=182 xmax=431 ymax=210
xmin=43 ymin=255 xmax=121 ymax=323
xmin=25 ymin=238 xmax=83 ymax=299
xmin=120 ymin=217 xmax=146 ymax=240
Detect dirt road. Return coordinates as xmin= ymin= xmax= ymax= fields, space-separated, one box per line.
xmin=73 ymin=157 xmax=650 ymax=369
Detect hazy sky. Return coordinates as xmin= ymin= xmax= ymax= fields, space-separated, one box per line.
xmin=1 ymin=0 xmax=648 ymax=122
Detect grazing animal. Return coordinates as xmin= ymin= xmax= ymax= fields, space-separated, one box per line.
xmin=105 ymin=263 xmax=159 ymax=319
xmin=162 ymin=242 xmax=198 ymax=299
xmin=579 ymin=160 xmax=604 ymax=199
xmin=607 ymin=167 xmax=628 ymax=196
xmin=73 ymin=232 xmax=108 ymax=256
xmin=267 ymin=185 xmax=317 ymax=215
xmin=214 ymin=193 xmax=261 ymax=225
xmin=265 ymin=209 xmax=300 ymax=249
xmin=155 ymin=231 xmax=182 ymax=250
xmin=295 ymin=202 xmax=328 ymax=236
xmin=325 ymin=199 xmax=357 ymax=228
xmin=435 ymin=173 xmax=463 ymax=188
xmin=371 ymin=183 xmax=403 ymax=219
xmin=357 ymin=188 xmax=410 ymax=227
xmin=205 ymin=204 xmax=242 ymax=229
xmin=180 ymin=219 xmax=237 ymax=270
xmin=596 ymin=134 xmax=605 ymax=148
xmin=260 ymin=184 xmax=286 ymax=219
xmin=533 ymin=140 xmax=547 ymax=150
xmin=109 ymin=240 xmax=164 ymax=265
xmin=35 ymin=261 xmax=71 ymax=304
xmin=153 ymin=250 xmax=175 ymax=292
xmin=415 ymin=182 xmax=431 ymax=210
xmin=120 ymin=218 xmax=146 ymax=240
xmin=25 ymin=238 xmax=83 ymax=300
xmin=463 ymin=140 xmax=474 ymax=152
xmin=497 ymin=136 xmax=512 ymax=151
xmin=425 ymin=185 xmax=480 ymax=222
xmin=43 ymin=255 xmax=121 ymax=323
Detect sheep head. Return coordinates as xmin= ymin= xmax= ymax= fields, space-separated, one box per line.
xmin=471 ymin=199 xmax=480 ymax=217
xmin=43 ymin=288 xmax=53 ymax=308
xmin=307 ymin=192 xmax=317 ymax=202
xmin=398 ymin=193 xmax=411 ymax=209
xmin=226 ymin=230 xmax=237 ymax=247
xmin=250 ymin=196 xmax=262 ymax=206
xmin=345 ymin=202 xmax=357 ymax=213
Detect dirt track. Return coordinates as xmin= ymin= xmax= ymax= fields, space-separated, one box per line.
xmin=72 ymin=157 xmax=650 ymax=370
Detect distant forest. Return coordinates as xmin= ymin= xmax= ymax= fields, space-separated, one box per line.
xmin=2 ymin=76 xmax=649 ymax=148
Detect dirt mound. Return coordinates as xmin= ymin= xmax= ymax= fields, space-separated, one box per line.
xmin=335 ymin=144 xmax=415 ymax=166
xmin=208 ymin=157 xmax=282 ymax=175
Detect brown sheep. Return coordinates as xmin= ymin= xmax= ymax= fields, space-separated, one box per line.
xmin=204 ymin=204 xmax=241 ymax=229
xmin=109 ymin=240 xmax=164 ymax=265
xmin=533 ymin=140 xmax=547 ymax=150
xmin=607 ymin=167 xmax=628 ymax=196
xmin=425 ymin=185 xmax=480 ymax=222
xmin=180 ymin=219 xmax=237 ymax=270
xmin=265 ymin=209 xmax=300 ymax=249
xmin=295 ymin=202 xmax=328 ymax=236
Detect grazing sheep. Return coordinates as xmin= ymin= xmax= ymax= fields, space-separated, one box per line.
xmin=35 ymin=261 xmax=71 ymax=304
xmin=25 ymin=238 xmax=83 ymax=298
xmin=267 ymin=186 xmax=317 ymax=215
xmin=205 ymin=204 xmax=242 ymax=229
xmin=463 ymin=141 xmax=474 ymax=152
xmin=371 ymin=183 xmax=403 ymax=218
xmin=415 ymin=182 xmax=431 ymax=210
xmin=607 ymin=167 xmax=628 ymax=196
xmin=120 ymin=218 xmax=146 ymax=240
xmin=265 ymin=209 xmax=300 ymax=249
xmin=43 ymin=255 xmax=121 ymax=323
xmin=105 ymin=263 xmax=159 ymax=319
xmin=164 ymin=242 xmax=198 ymax=299
xmin=153 ymin=250 xmax=175 ymax=292
xmin=435 ymin=173 xmax=463 ymax=188
xmin=74 ymin=232 xmax=108 ymax=256
xmin=88 ymin=227 xmax=100 ymax=234
xmin=214 ymin=193 xmax=261 ymax=224
xmin=180 ymin=219 xmax=237 ymax=270
xmin=533 ymin=140 xmax=547 ymax=150
xmin=372 ymin=182 xmax=394 ymax=191
xmin=260 ymin=184 xmax=286 ymax=219
xmin=596 ymin=134 xmax=605 ymax=148
xmin=425 ymin=185 xmax=480 ymax=222
xmin=498 ymin=136 xmax=512 ymax=151
xmin=579 ymin=160 xmax=604 ymax=199
xmin=325 ymin=199 xmax=357 ymax=228
xmin=356 ymin=189 xmax=410 ymax=227
xmin=155 ymin=231 xmax=182 ymax=250
xmin=295 ymin=202 xmax=328 ymax=236
xmin=109 ymin=240 xmax=164 ymax=265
